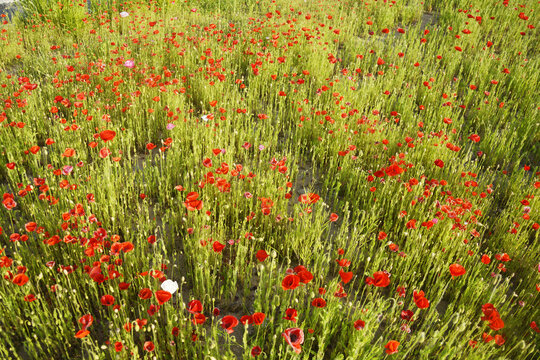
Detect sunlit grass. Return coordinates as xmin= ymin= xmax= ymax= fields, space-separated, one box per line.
xmin=0 ymin=0 xmax=538 ymax=359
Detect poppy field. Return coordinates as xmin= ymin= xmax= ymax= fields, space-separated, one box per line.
xmin=0 ymin=0 xmax=538 ymax=358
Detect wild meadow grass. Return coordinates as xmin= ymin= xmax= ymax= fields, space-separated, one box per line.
xmin=0 ymin=0 xmax=538 ymax=358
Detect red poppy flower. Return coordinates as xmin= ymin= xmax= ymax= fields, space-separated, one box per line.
xmin=25 ymin=222 xmax=37 ymax=232
xmin=99 ymin=148 xmax=111 ymax=159
xmin=401 ymin=310 xmax=414 ymax=321
xmin=62 ymin=148 xmax=76 ymax=157
xmin=212 ymin=241 xmax=225 ymax=253
xmin=483 ymin=332 xmax=494 ymax=343
xmin=241 ymin=315 xmax=253 ymax=325
xmin=123 ymin=323 xmax=132 ymax=332
xmin=79 ymin=314 xmax=93 ymax=330
xmin=192 ymin=313 xmax=206 ymax=325
xmin=282 ymin=328 xmax=304 ymax=354
xmin=495 ymin=253 xmax=511 ymax=262
xmin=406 ymin=219 xmax=417 ymax=229
xmin=142 ymin=235 xmax=156 ymax=245
xmin=202 ymin=158 xmax=213 ymax=168
xmin=99 ymin=130 xmax=116 ymax=142
xmin=282 ymin=274 xmax=301 ymax=290
xmin=251 ymin=346 xmax=262 ymax=357
xmin=122 ymin=242 xmax=134 ymax=253
xmin=155 ymin=290 xmax=172 ymax=305
xmin=336 ymin=258 xmax=350 ymax=267
xmin=481 ymin=303 xmax=499 ymax=321
xmin=298 ymin=193 xmax=320 ymax=204
xmin=188 ymin=300 xmax=203 ymax=314
xmin=117 ymin=282 xmax=130 ymax=291
xmin=12 ymin=273 xmax=29 ymax=286
xmin=24 ymin=294 xmax=37 ymax=302
xmin=489 ymin=317 xmax=505 ymax=331
xmin=184 ymin=192 xmax=203 ymax=211
xmin=481 ymin=255 xmax=491 ymax=264
xmin=256 ymin=250 xmax=268 ymax=262
xmin=339 ymin=269 xmax=353 ymax=284
xmin=385 ymin=164 xmax=404 ymax=177
xmin=329 ymin=213 xmax=339 ymax=222
xmin=468 ymin=134 xmax=481 ymax=143
xmin=170 ymin=327 xmax=180 ymax=337
xmin=449 ymin=264 xmax=466 ymax=277
xmin=252 ymin=312 xmax=265 ymax=325
xmin=114 ymin=342 xmax=123 ymax=352
xmin=311 ymin=298 xmax=327 ymax=308
xmin=354 ymin=319 xmax=365 ymax=330
xmin=139 ymin=288 xmax=153 ymax=300
xmin=366 ymin=271 xmax=390 ymax=287
xmin=384 ymin=340 xmax=400 ymax=354
xmin=221 ymin=315 xmax=239 ymax=334
xmin=75 ymin=330 xmax=90 ymax=338
xmin=494 ymin=334 xmax=505 ymax=346
xmin=283 ymin=308 xmax=298 ymax=322
xmin=334 ymin=283 xmax=347 ymax=298
xmin=296 ymin=269 xmax=313 ymax=284
xmin=143 ymin=341 xmax=154 ymax=352
xmin=415 ymin=295 xmax=430 ymax=309
xmin=136 ymin=318 xmax=147 ymax=328
xmin=413 ymin=290 xmax=425 ymax=301
xmin=2 ymin=194 xmax=17 ymax=210
xmin=434 ymin=159 xmax=444 ymax=168
xmin=100 ymin=294 xmax=115 ymax=306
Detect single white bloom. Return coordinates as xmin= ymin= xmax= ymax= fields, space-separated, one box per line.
xmin=161 ymin=279 xmax=179 ymax=295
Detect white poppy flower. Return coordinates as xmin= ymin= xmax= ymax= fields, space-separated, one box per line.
xmin=161 ymin=279 xmax=179 ymax=295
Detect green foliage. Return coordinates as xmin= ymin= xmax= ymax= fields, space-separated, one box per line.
xmin=0 ymin=0 xmax=538 ymax=359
